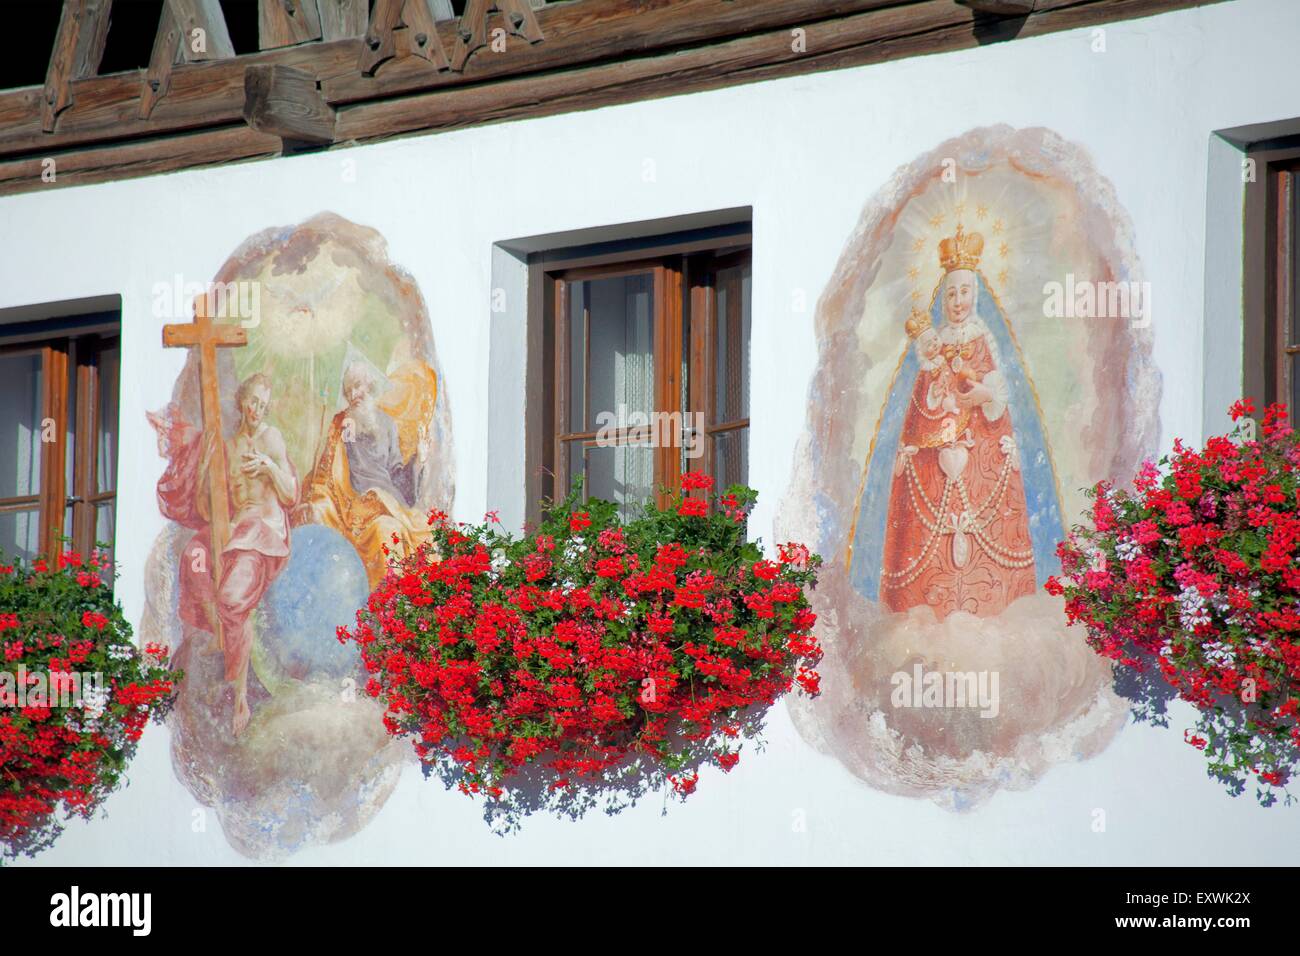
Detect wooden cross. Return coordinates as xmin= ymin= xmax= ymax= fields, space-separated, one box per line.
xmin=162 ymin=294 xmax=248 ymax=651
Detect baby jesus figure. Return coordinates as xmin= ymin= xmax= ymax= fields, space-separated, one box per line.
xmin=915 ymin=326 xmax=961 ymax=418
xmin=902 ymin=318 xmax=983 ymax=452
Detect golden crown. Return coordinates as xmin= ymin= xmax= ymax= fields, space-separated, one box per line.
xmin=905 ymin=307 xmax=932 ymax=339
xmin=938 ymin=223 xmax=984 ymax=273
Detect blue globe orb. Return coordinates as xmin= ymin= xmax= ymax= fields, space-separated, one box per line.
xmin=253 ymin=524 xmax=371 ymax=694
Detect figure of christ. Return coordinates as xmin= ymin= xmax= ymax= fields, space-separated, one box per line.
xmin=294 ymin=362 xmax=433 ymax=588
xmin=880 ymin=226 xmax=1037 ymax=620
xmin=153 ymin=374 xmax=297 ymax=737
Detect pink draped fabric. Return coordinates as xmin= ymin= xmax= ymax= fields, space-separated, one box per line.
xmin=148 ymin=404 xmax=290 ymax=683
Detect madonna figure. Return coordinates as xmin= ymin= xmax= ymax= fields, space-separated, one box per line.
xmin=854 ymin=224 xmax=1061 ymax=619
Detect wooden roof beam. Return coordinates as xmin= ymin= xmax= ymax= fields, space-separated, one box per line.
xmin=140 ymin=0 xmax=235 ymax=119
xmin=42 ymin=0 xmax=114 ymax=132
xmin=243 ymin=64 xmax=336 ymax=147
xmin=4 ymin=1 xmax=936 ymax=152
xmin=957 ymin=0 xmax=1036 ymax=12
xmin=172 ymin=0 xmax=236 ymax=62
xmin=316 ymin=0 xmax=370 ymax=41
xmin=1 ymin=0 xmax=1227 ymax=163
xmin=259 ymin=0 xmax=324 ymax=50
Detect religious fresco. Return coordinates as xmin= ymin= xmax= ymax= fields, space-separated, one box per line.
xmin=776 ymin=126 xmax=1161 ymax=808
xmin=140 ymin=213 xmax=454 ymax=858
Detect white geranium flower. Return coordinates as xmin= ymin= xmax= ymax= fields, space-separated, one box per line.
xmin=82 ymin=684 xmax=111 ymax=720
xmin=1115 ymin=539 xmax=1141 ymax=563
xmin=1177 ymin=585 xmax=1211 ymax=632
xmin=1201 ymin=640 xmax=1236 ymax=668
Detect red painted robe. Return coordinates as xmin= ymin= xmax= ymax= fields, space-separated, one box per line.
xmin=148 ymin=404 xmax=294 ymax=684
xmin=879 ymin=322 xmax=1036 ymax=619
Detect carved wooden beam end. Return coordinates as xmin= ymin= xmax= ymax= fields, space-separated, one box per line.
xmin=243 ymin=64 xmax=337 ymax=147
xmin=451 ymin=0 xmax=544 ymax=72
xmin=955 ymin=0 xmax=1036 ymax=13
xmin=359 ymin=0 xmax=451 ymax=77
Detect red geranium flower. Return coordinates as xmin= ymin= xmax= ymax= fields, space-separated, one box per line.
xmin=681 ymin=471 xmax=715 ymax=492
xmin=677 ymin=498 xmax=708 ymax=518
xmin=1052 ymin=400 xmax=1300 ymax=804
xmin=339 ymin=479 xmax=822 ymax=814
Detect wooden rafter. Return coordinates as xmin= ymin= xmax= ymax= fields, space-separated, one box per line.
xmin=451 ymin=0 xmax=544 ymax=72
xmin=140 ymin=0 xmax=235 ymax=119
xmin=316 ymin=0 xmax=369 ymax=41
xmin=171 ymin=0 xmax=236 ymax=62
xmin=42 ymin=0 xmax=114 ymax=133
xmin=259 ymin=0 xmax=324 ymax=50
xmin=139 ymin=3 xmax=180 ymax=119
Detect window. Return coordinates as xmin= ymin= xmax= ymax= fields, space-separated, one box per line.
xmin=1244 ymin=140 xmax=1300 ymax=426
xmin=527 ymin=226 xmax=751 ymax=521
xmin=1271 ymin=157 xmax=1300 ymax=421
xmin=0 ymin=312 xmax=121 ymax=564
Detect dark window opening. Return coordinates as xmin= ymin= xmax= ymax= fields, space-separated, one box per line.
xmin=0 ymin=311 xmax=121 ymax=565
xmin=1244 ymin=137 xmax=1300 ymax=428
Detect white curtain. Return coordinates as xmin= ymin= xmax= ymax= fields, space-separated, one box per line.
xmin=0 ymin=352 xmax=44 ymax=559
xmin=587 ymin=274 xmax=655 ymax=518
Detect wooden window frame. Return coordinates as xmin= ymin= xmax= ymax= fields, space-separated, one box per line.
xmin=689 ymin=249 xmax=752 ymax=487
xmin=526 ymin=230 xmax=751 ymax=526
xmin=550 ymin=257 xmax=685 ymax=512
xmin=0 ymin=324 xmax=120 ymax=560
xmin=1244 ymin=141 xmax=1300 ymax=425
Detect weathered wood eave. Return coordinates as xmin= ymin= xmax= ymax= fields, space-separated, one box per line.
xmin=1 ymin=0 xmax=910 ymax=156
xmin=0 ymin=0 xmax=1228 ymax=197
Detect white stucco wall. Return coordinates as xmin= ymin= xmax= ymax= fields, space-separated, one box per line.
xmin=1 ymin=0 xmax=1298 ymax=865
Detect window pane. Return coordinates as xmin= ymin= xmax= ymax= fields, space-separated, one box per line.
xmin=712 ymin=427 xmax=748 ymax=492
xmin=580 ymin=273 xmax=655 ymax=434
xmin=96 ymin=502 xmax=115 ymax=566
xmin=98 ymin=345 xmax=120 ymax=493
xmin=1291 ymin=171 xmax=1300 ymax=348
xmin=714 ymin=261 xmax=751 ymax=423
xmin=1290 ymin=354 xmax=1300 ymax=429
xmin=0 ymin=352 xmax=43 ymax=500
xmin=567 ymin=285 xmax=586 ymax=433
xmin=568 ymin=440 xmax=654 ymax=520
xmin=0 ymin=508 xmax=41 ymax=563
xmin=566 ymin=440 xmax=584 ymax=500
xmin=65 ymin=346 xmax=77 ymax=497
